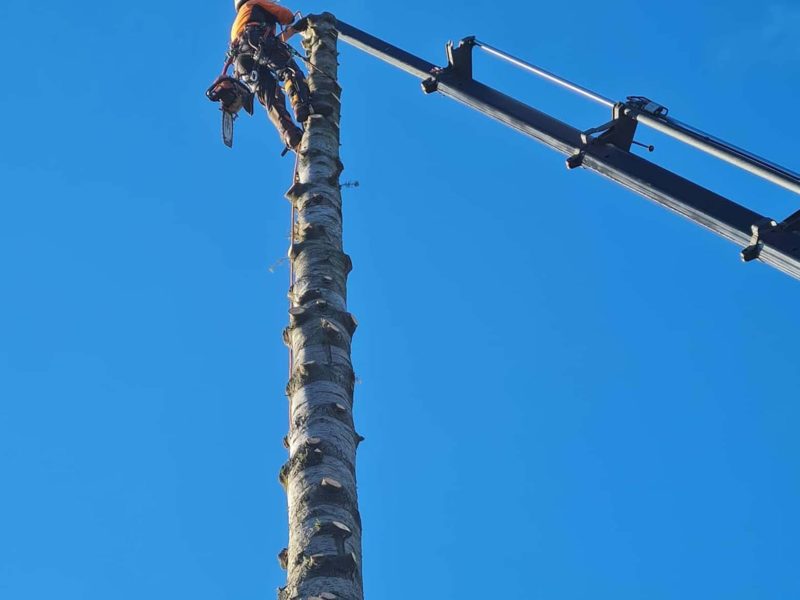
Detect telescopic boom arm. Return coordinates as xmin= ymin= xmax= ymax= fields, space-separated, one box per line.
xmin=472 ymin=41 xmax=800 ymax=196
xmin=336 ymin=20 xmax=800 ymax=282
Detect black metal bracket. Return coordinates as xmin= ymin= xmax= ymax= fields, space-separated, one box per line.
xmin=566 ymin=103 xmax=640 ymax=169
xmin=447 ymin=36 xmax=476 ymax=79
xmin=422 ymin=36 xmax=476 ymax=94
xmin=626 ymin=96 xmax=670 ymax=119
xmin=742 ymin=209 xmax=800 ymax=262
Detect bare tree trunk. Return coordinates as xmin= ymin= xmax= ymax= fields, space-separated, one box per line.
xmin=280 ymin=13 xmax=363 ymax=600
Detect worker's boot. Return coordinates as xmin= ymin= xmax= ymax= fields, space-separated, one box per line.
xmin=267 ymin=103 xmax=303 ymax=150
xmin=259 ymin=72 xmax=305 ymax=151
xmin=284 ymin=126 xmax=303 ymax=150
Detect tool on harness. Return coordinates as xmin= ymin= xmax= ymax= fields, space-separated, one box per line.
xmin=237 ymin=27 xmax=309 ymax=92
xmin=248 ymin=33 xmax=313 ymax=119
xmin=206 ymin=75 xmax=255 ymax=147
xmin=206 ymin=75 xmax=255 ymax=115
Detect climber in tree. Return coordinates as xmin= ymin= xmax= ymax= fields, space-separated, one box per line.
xmin=208 ymin=0 xmax=311 ymax=151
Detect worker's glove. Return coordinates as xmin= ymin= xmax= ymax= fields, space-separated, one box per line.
xmin=276 ymin=16 xmax=308 ymax=44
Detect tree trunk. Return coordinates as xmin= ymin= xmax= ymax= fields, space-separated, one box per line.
xmin=280 ymin=13 xmax=363 ymax=600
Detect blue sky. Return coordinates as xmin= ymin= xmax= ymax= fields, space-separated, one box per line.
xmin=2 ymin=1 xmax=799 ymax=598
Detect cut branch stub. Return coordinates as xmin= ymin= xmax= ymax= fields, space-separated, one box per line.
xmin=297 ymin=288 xmax=324 ymax=304
xmin=280 ymin=446 xmax=325 ymax=489
xmin=320 ymin=477 xmax=342 ymax=491
xmin=285 ymin=361 xmax=356 ymax=397
xmin=307 ymin=552 xmax=358 ymax=578
xmin=309 ymin=594 xmax=338 ymax=600
xmin=316 ymin=520 xmax=353 ymax=539
xmin=300 ymin=223 xmax=329 ymax=240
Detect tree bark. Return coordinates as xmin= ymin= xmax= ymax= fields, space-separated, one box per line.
xmin=280 ymin=13 xmax=363 ymax=600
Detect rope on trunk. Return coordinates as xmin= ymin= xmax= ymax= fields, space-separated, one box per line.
xmin=288 ymin=150 xmax=300 ymax=379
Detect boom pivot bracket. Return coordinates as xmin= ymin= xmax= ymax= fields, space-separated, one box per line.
xmin=742 ymin=210 xmax=800 ymax=263
xmin=446 ymin=36 xmax=477 ymax=79
xmin=422 ymin=36 xmax=476 ymax=94
xmin=567 ymin=103 xmax=644 ymax=169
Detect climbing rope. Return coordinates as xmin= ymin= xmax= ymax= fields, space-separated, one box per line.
xmin=287 ymin=46 xmax=338 ymax=82
xmin=288 ymin=150 xmax=300 ymax=379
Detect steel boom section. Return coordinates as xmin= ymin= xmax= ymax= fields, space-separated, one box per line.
xmin=336 ymin=21 xmax=800 ymax=281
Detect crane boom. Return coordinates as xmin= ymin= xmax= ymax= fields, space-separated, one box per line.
xmin=336 ymin=20 xmax=800 ymax=282
xmin=472 ymin=41 xmax=800 ymax=196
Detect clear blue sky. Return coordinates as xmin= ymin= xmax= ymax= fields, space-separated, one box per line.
xmin=2 ymin=1 xmax=799 ymax=598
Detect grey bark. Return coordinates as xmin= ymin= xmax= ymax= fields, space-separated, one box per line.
xmin=280 ymin=13 xmax=363 ymax=600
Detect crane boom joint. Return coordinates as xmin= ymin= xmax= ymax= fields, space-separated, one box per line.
xmin=742 ymin=209 xmax=800 ymax=263
xmin=567 ymin=103 xmax=641 ymax=170
xmin=421 ymin=36 xmax=476 ymax=94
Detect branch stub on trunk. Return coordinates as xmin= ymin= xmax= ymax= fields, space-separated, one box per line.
xmin=320 ymin=477 xmax=342 ymax=490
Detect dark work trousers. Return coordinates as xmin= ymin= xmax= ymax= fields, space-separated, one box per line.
xmin=233 ymin=26 xmax=310 ymax=147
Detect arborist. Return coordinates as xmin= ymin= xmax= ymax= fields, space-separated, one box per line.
xmin=207 ymin=0 xmax=311 ymax=151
